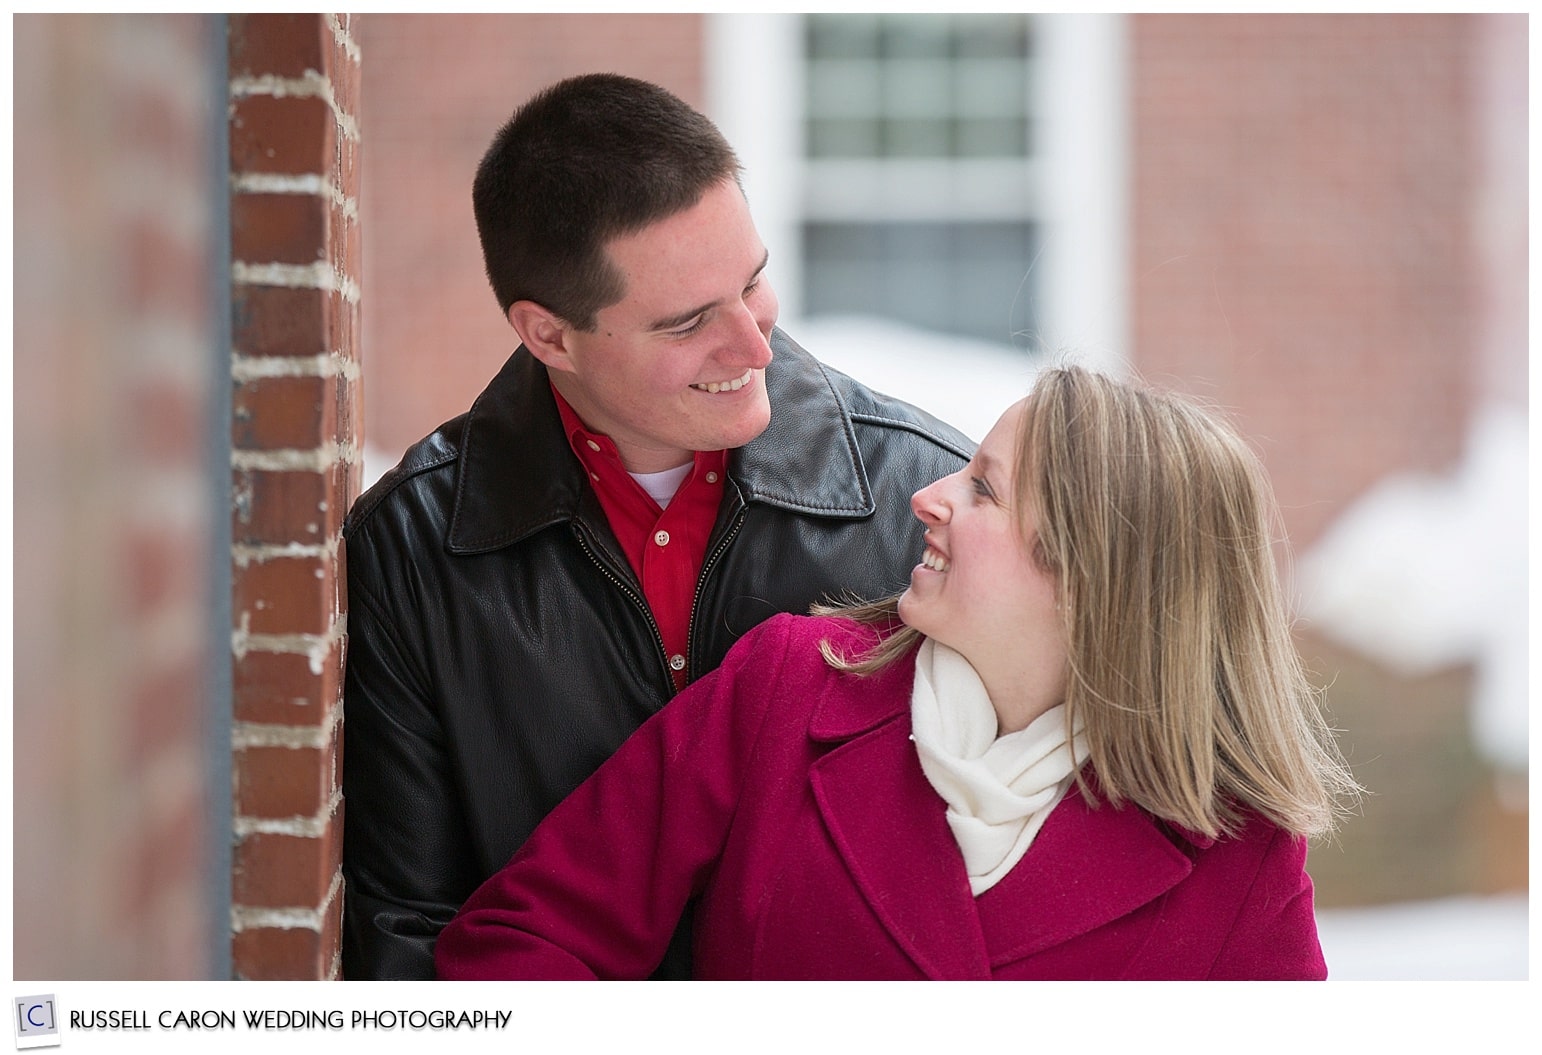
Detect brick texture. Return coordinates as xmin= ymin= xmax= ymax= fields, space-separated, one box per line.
xmin=234 ymin=285 xmax=331 ymax=357
xmin=233 ymin=645 xmax=347 ymax=726
xmin=1129 ymin=14 xmax=1475 ymax=553
xmin=231 ymin=898 xmax=344 ymax=981
xmin=233 ymin=465 xmax=352 ymax=546
xmin=228 ymin=12 xmax=361 ymax=980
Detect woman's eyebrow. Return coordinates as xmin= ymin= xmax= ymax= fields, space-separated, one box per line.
xmin=974 ymin=451 xmax=1003 ymax=478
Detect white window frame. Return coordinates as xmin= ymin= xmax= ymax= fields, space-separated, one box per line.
xmin=708 ymin=12 xmax=1126 ymax=372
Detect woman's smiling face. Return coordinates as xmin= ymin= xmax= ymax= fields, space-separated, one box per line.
xmin=898 ymin=398 xmax=1064 ymax=678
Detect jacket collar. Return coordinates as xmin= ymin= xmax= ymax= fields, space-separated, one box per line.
xmin=447 ymin=328 xmax=875 ymax=554
xmin=806 ymin=647 xmax=1197 ymax=978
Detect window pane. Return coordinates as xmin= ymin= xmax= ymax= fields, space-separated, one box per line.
xmin=955 ymin=60 xmax=1026 ymax=118
xmin=802 ymin=14 xmax=1039 ymax=348
xmin=883 ymin=59 xmax=951 ymax=119
xmin=884 ymin=117 xmax=951 ymax=158
xmin=882 ymin=15 xmax=950 ymax=60
xmin=808 ymin=118 xmax=882 ymax=158
xmin=803 ymin=221 xmax=1040 ymax=347
xmin=954 ymin=14 xmax=1030 ymax=61
xmin=809 ymin=60 xmax=882 ymax=118
xmin=807 ymin=14 xmax=881 ymax=60
xmin=955 ymin=117 xmax=1027 ymax=158
xmin=806 ymin=12 xmax=1031 ymax=162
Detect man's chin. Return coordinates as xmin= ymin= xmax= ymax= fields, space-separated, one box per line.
xmin=715 ymin=403 xmax=772 ymax=450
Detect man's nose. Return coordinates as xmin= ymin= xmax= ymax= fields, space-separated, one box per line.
xmin=722 ymin=298 xmax=774 ymax=369
xmin=750 ymin=275 xmax=780 ymax=337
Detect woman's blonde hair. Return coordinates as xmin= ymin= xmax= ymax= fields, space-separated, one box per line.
xmin=818 ymin=365 xmax=1360 ymax=839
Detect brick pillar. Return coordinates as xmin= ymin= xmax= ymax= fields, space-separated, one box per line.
xmin=228 ymin=12 xmax=361 ymax=980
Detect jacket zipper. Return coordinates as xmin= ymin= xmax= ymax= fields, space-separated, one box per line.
xmin=685 ymin=503 xmax=747 ymax=683
xmin=571 ymin=523 xmax=674 ymax=693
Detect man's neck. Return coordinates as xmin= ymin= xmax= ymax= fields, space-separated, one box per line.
xmin=548 ymin=375 xmax=693 ymax=473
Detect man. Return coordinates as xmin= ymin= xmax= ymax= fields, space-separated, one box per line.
xmin=341 ymin=73 xmax=973 ymax=979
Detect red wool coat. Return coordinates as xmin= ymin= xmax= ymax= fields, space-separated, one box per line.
xmin=436 ymin=614 xmax=1328 ymax=980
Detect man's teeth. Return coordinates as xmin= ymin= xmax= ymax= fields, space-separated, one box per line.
xmin=692 ymin=369 xmax=753 ymax=394
xmin=922 ymin=549 xmax=949 ymax=573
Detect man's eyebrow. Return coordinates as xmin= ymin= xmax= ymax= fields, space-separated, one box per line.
xmin=646 ymin=250 xmax=770 ymax=332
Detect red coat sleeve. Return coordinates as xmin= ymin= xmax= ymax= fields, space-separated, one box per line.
xmin=434 ymin=614 xmax=798 ymax=980
xmin=1208 ymin=827 xmax=1328 ymax=980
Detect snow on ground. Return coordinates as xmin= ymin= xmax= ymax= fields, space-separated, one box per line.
xmin=1315 ymin=894 xmax=1529 ymax=980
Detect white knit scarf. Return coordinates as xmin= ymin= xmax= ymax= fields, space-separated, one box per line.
xmin=910 ymin=638 xmax=1088 ymax=895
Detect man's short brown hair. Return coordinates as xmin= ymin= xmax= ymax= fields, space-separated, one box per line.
xmin=473 ymin=73 xmax=742 ymax=330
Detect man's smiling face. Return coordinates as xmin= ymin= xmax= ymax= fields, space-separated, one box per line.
xmin=543 ymin=178 xmax=780 ymax=473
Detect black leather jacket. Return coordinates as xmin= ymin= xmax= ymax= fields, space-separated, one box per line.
xmin=340 ymin=328 xmax=974 ymax=979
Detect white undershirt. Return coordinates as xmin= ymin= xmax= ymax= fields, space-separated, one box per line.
xmin=629 ymin=462 xmax=693 ymax=509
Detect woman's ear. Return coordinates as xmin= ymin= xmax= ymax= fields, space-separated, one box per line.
xmin=1030 ymin=532 xmax=1054 ymax=574
xmin=508 ymin=300 xmax=576 ymax=374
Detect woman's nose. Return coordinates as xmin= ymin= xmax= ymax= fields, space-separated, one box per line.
xmin=911 ymin=475 xmax=952 ymax=524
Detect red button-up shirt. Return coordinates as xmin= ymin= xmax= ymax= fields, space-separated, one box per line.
xmin=552 ymin=384 xmax=726 ymax=693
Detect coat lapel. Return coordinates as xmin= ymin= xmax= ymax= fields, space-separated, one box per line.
xmin=974 ymin=781 xmax=1197 ymax=967
xmin=806 ymin=643 xmax=1197 ymax=976
xmin=806 ymin=656 xmax=992 ymax=980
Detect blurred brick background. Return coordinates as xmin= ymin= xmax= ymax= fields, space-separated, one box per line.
xmin=13 ymin=13 xmax=221 ymax=978
xmin=1125 ymin=14 xmax=1527 ymax=906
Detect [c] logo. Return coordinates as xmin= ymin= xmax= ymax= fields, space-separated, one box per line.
xmin=13 ymin=996 xmax=60 ymax=1050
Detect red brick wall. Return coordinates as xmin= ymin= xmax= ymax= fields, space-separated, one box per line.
xmin=12 ymin=13 xmax=219 ymax=978
xmin=1129 ymin=14 xmax=1525 ymax=905
xmin=228 ymin=12 xmax=362 ymax=980
xmin=356 ymin=14 xmax=705 ymax=467
xmin=1129 ymin=14 xmax=1476 ymax=551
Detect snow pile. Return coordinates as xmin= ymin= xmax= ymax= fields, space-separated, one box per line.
xmin=793 ymin=315 xmax=1043 ymax=443
xmin=1296 ymin=405 xmax=1528 ymax=773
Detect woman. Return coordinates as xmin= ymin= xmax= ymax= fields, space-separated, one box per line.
xmin=436 ymin=366 xmax=1361 ymax=980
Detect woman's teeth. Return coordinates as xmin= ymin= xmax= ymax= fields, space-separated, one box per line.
xmin=692 ymin=369 xmax=753 ymax=394
xmin=922 ymin=549 xmax=949 ymax=573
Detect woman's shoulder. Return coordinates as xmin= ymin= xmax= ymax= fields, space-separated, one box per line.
xmin=1079 ymin=770 xmax=1299 ymax=856
xmin=739 ymin=611 xmax=892 ymax=651
xmin=719 ymin=612 xmax=909 ymax=693
xmin=1159 ymin=807 xmax=1306 ymax=874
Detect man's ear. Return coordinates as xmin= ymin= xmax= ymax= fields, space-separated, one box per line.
xmin=508 ymin=301 xmax=577 ymax=374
